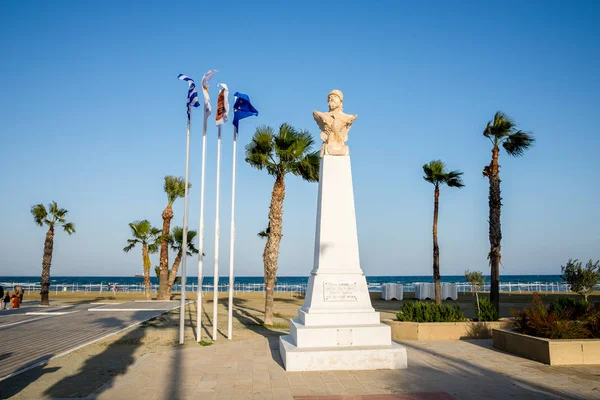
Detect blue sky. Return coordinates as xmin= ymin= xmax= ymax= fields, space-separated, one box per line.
xmin=1 ymin=0 xmax=598 ymax=278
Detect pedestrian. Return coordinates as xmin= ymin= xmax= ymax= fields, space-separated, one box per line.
xmin=2 ymin=291 xmax=9 ymax=310
xmin=11 ymin=293 xmax=20 ymax=309
xmin=15 ymin=285 xmax=24 ymax=303
xmin=0 ymin=286 xmax=4 ymax=301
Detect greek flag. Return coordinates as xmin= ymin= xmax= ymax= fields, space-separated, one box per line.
xmin=177 ymin=74 xmax=200 ymax=119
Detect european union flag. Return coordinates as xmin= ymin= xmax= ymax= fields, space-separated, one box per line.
xmin=232 ymin=92 xmax=258 ymax=129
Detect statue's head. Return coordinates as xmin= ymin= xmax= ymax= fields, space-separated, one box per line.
xmin=328 ymin=89 xmax=343 ymax=112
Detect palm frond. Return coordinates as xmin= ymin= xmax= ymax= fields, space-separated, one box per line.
xmin=245 ymin=125 xmax=276 ymax=172
xmin=164 ymin=176 xmax=188 ymax=204
xmin=49 ymin=201 xmax=59 ymax=218
xmin=62 ymin=222 xmax=76 ymax=235
xmin=186 ymin=235 xmax=200 ymax=256
xmin=127 ymin=219 xmax=158 ymax=245
xmin=503 ymin=130 xmax=535 ymax=157
xmin=123 ymin=239 xmax=140 ymax=253
xmin=422 ymin=160 xmax=445 ymax=185
xmin=148 ymin=243 xmax=159 ymax=253
xmin=257 ymin=225 xmax=270 ymax=239
xmin=423 ymin=160 xmax=464 ymax=188
xmin=290 ymin=150 xmax=320 ymax=182
xmin=31 ymin=203 xmax=47 ymax=226
xmin=445 ymin=170 xmax=465 ymax=188
xmin=170 ymin=226 xmax=198 ymax=253
xmin=483 ymin=111 xmax=515 ymax=140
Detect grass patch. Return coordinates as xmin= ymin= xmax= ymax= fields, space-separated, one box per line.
xmin=198 ymin=340 xmax=213 ymax=346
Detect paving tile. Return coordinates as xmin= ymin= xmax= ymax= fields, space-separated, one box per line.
xmin=324 ymin=382 xmax=347 ymax=394
xmin=271 ymin=388 xmax=294 ymax=400
xmin=338 ymin=378 xmax=364 ymax=389
xmin=289 ymin=385 xmax=312 ymax=396
xmin=319 ymin=374 xmax=342 ymax=384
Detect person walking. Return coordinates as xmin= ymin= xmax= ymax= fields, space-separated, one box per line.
xmin=3 ymin=291 xmax=11 ymax=310
xmin=10 ymin=292 xmax=20 ymax=309
xmin=15 ymin=285 xmax=24 ymax=303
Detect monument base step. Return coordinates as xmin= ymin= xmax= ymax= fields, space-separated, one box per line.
xmin=291 ymin=319 xmax=392 ymax=348
xmin=279 ymin=335 xmax=408 ymax=371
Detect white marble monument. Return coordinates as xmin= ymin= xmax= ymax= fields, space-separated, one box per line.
xmin=279 ymin=90 xmax=408 ymax=371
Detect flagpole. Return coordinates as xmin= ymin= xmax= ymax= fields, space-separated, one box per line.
xmin=179 ymin=115 xmax=191 ymax=345
xmin=212 ymin=124 xmax=222 ymax=341
xmin=227 ymin=125 xmax=238 ymax=340
xmin=196 ymin=117 xmax=207 ymax=342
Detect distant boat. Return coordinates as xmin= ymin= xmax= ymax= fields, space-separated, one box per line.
xmin=134 ymin=274 xmax=143 ymax=278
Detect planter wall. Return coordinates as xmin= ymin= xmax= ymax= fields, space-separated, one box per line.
xmin=492 ymin=328 xmax=600 ymax=365
xmin=382 ymin=319 xmax=514 ymax=341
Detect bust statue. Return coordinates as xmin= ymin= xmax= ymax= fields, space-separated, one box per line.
xmin=313 ymin=89 xmax=357 ymax=156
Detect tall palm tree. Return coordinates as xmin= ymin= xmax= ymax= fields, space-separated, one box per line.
xmin=246 ymin=123 xmax=319 ymax=325
xmin=157 ymin=176 xmax=188 ymax=300
xmin=166 ymin=226 xmax=199 ymax=298
xmin=423 ymin=160 xmax=464 ymax=304
xmin=124 ymin=220 xmax=161 ymax=300
xmin=31 ymin=201 xmax=75 ymax=305
xmin=482 ymin=111 xmax=534 ymax=313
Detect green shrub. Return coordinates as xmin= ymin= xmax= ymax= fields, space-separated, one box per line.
xmin=396 ymin=301 xmax=465 ymax=322
xmin=512 ymin=293 xmax=600 ymax=339
xmin=550 ymin=297 xmax=588 ymax=319
xmin=561 ymin=259 xmax=600 ymax=301
xmin=475 ymin=298 xmax=499 ymax=321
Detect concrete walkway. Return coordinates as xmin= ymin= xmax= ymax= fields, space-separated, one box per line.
xmin=92 ymin=337 xmax=600 ymax=400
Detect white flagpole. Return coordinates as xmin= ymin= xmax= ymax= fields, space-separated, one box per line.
xmin=227 ymin=125 xmax=238 ymax=340
xmin=212 ymin=124 xmax=222 ymax=341
xmin=196 ymin=117 xmax=208 ymax=343
xmin=179 ymin=114 xmax=191 ymax=345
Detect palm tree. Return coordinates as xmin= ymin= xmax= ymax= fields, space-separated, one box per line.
xmin=166 ymin=226 xmax=199 ymax=298
xmin=31 ymin=201 xmax=75 ymax=305
xmin=246 ymin=123 xmax=319 ymax=325
xmin=124 ymin=220 xmax=161 ymax=300
xmin=154 ymin=265 xmax=181 ymax=292
xmin=157 ymin=176 xmax=189 ymax=300
xmin=423 ymin=161 xmax=464 ymax=304
xmin=482 ymin=111 xmax=534 ymax=313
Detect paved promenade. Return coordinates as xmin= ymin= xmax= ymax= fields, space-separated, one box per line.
xmin=92 ymin=337 xmax=599 ymax=400
xmin=0 ymin=301 xmax=180 ymax=381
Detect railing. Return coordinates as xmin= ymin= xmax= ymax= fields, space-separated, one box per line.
xmin=0 ymin=282 xmax=309 ymax=296
xmin=2 ymin=281 xmax=598 ymax=295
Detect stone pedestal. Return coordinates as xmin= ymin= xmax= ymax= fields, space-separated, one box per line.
xmin=279 ymin=156 xmax=407 ymax=371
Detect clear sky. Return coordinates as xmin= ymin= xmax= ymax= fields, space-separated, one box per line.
xmin=1 ymin=0 xmax=599 ymax=278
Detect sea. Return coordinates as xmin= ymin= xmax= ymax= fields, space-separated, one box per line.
xmin=0 ymin=275 xmax=568 ymax=292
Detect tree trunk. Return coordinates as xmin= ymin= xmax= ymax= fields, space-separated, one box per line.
xmin=263 ymin=174 xmax=285 ymax=325
xmin=40 ymin=227 xmax=55 ymax=306
xmin=167 ymin=251 xmax=183 ymax=298
xmin=158 ymin=204 xmax=173 ymax=300
xmin=487 ymin=147 xmax=502 ymax=314
xmin=475 ymin=291 xmax=481 ymax=319
xmin=142 ymin=244 xmax=151 ymax=300
xmin=433 ymin=185 xmax=441 ymax=305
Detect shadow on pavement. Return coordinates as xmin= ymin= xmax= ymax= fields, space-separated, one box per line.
xmin=398 ymin=340 xmax=584 ymax=399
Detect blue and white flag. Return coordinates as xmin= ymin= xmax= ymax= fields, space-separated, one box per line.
xmin=177 ymin=74 xmax=200 ymax=119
